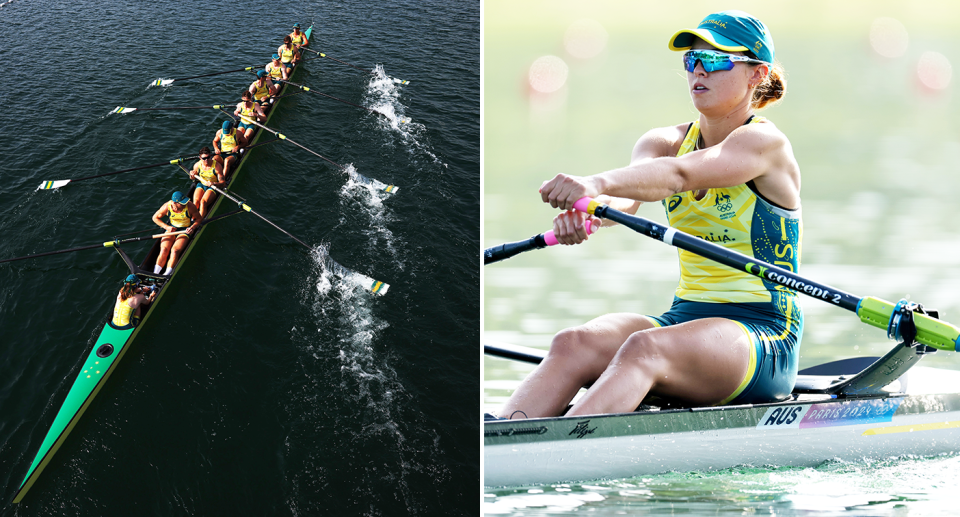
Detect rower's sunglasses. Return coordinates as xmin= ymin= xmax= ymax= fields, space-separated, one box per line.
xmin=200 ymin=155 xmax=212 ymax=160
xmin=682 ymin=49 xmax=766 ymax=73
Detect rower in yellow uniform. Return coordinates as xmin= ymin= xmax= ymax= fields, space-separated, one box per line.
xmin=289 ymin=22 xmax=309 ymax=50
xmin=189 ymin=146 xmax=226 ymax=218
xmin=151 ymin=191 xmax=201 ymax=276
xmin=213 ymin=120 xmax=240 ymax=177
xmin=234 ymin=89 xmax=266 ymax=145
xmin=110 ymin=274 xmax=157 ymax=330
xmin=278 ymin=35 xmax=299 ymax=71
xmin=266 ymin=53 xmax=288 ymax=85
xmin=249 ymin=70 xmax=277 ymax=107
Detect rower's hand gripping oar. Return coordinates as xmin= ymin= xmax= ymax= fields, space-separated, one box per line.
xmin=277 ymin=80 xmax=411 ymax=123
xmin=151 ymin=66 xmax=260 ymax=87
xmin=299 ymin=47 xmax=410 ymax=85
xmin=566 ymin=196 xmax=960 ymax=352
xmin=175 ymin=163 xmax=389 ymax=295
xmin=484 ymin=220 xmax=598 ymax=265
xmin=217 ymin=108 xmax=399 ymax=194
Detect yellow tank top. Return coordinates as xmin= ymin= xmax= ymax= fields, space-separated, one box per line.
xmin=239 ymin=102 xmax=256 ymax=124
xmin=220 ymin=129 xmax=238 ymax=152
xmin=280 ymin=45 xmax=294 ymax=63
xmin=112 ymin=297 xmax=135 ymax=327
xmin=168 ymin=202 xmax=192 ymax=228
xmin=267 ymin=63 xmax=283 ymax=80
xmin=665 ymin=116 xmax=802 ymax=304
xmin=291 ymin=33 xmax=305 ymax=46
xmin=196 ymin=160 xmax=217 ymax=183
xmin=253 ymin=80 xmax=270 ymax=101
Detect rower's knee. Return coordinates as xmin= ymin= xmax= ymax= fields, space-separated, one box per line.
xmin=614 ymin=330 xmax=668 ymax=377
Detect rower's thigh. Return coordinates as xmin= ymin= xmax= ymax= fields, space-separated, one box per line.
xmin=619 ymin=318 xmax=752 ymax=404
xmin=549 ymin=313 xmax=657 ymax=372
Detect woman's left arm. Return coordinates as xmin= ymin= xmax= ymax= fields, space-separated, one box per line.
xmin=541 ymin=124 xmax=796 ymax=210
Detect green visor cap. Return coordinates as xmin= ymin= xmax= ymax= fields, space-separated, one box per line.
xmin=668 ymin=10 xmax=774 ymax=64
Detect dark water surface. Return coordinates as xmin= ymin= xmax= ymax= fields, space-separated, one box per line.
xmin=0 ymin=0 xmax=478 ymax=514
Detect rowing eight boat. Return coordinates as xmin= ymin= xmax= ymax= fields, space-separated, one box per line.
xmin=12 ymin=25 xmax=314 ymax=503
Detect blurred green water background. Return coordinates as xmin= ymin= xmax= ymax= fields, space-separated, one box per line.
xmin=484 ymin=1 xmax=960 ymax=513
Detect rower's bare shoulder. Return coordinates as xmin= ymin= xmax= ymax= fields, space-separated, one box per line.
xmin=630 ymin=123 xmax=690 ymax=162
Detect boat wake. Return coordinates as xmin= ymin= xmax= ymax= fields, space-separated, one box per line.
xmin=365 ymin=66 xmax=447 ymax=169
xmin=282 ymin=261 xmax=450 ymax=512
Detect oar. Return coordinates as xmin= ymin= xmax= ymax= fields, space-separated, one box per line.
xmin=218 ymin=108 xmax=399 ymax=193
xmin=278 ymin=80 xmax=410 ymax=123
xmin=36 ymin=138 xmax=281 ymax=190
xmin=299 ymin=48 xmax=410 ymax=85
xmin=151 ymin=66 xmax=259 ymax=87
xmin=560 ymin=197 xmax=960 ymax=352
xmin=174 ymin=163 xmax=389 ymax=295
xmin=484 ymin=220 xmax=597 ymax=265
xmin=0 ymin=230 xmax=192 ymax=265
xmin=111 ymin=104 xmax=230 ymax=115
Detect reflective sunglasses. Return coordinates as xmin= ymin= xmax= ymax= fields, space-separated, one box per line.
xmin=200 ymin=155 xmax=213 ymax=161
xmin=683 ymin=49 xmax=766 ymax=73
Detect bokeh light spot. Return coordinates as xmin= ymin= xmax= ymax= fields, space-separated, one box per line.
xmin=528 ymin=55 xmax=569 ymax=93
xmin=869 ymin=17 xmax=909 ymax=58
xmin=917 ymin=51 xmax=952 ymax=90
xmin=564 ymin=19 xmax=608 ymax=60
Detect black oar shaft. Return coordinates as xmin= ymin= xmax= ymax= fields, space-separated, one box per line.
xmin=0 ymin=231 xmax=177 ymax=265
xmin=281 ymin=80 xmax=381 ymax=116
xmin=484 ymin=235 xmax=548 ymax=265
xmin=219 ymin=108 xmax=344 ymax=170
xmin=69 ymin=157 xmax=198 ymax=183
xmin=591 ymin=203 xmax=863 ymax=313
xmin=171 ymin=66 xmax=255 ymax=82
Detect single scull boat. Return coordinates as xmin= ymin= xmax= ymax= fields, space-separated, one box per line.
xmin=13 ymin=26 xmax=322 ymax=503
xmin=483 ymin=197 xmax=960 ymax=487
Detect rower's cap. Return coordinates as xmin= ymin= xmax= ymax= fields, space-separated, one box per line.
xmin=272 ymin=53 xmax=280 ymax=60
xmin=171 ymin=191 xmax=189 ymax=204
xmin=293 ymin=23 xmax=301 ymax=29
xmin=668 ymin=10 xmax=775 ymax=64
xmin=257 ymin=70 xmax=268 ymax=78
xmin=222 ymin=120 xmax=233 ymax=131
xmin=124 ymin=274 xmax=140 ymax=285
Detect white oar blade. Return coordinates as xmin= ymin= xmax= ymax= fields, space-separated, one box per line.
xmin=111 ymin=107 xmax=138 ymax=114
xmin=38 ymin=180 xmax=71 ymax=190
xmin=391 ymin=78 xmax=410 ymax=85
xmin=357 ymin=173 xmax=399 ymax=194
xmin=151 ymin=78 xmax=174 ymax=87
xmin=326 ymin=256 xmax=390 ymax=295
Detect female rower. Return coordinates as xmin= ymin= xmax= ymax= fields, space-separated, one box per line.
xmin=151 ymin=191 xmax=201 ymax=276
xmin=289 ymin=22 xmax=308 ymax=50
xmin=249 ymin=70 xmax=276 ymax=107
xmin=278 ymin=35 xmax=298 ymax=70
xmin=496 ymin=11 xmax=801 ymax=419
xmin=266 ymin=53 xmax=288 ymax=84
xmin=189 ymin=146 xmax=225 ymax=218
xmin=111 ymin=274 xmax=157 ymax=330
xmin=234 ymin=89 xmax=265 ymax=145
xmin=213 ymin=120 xmax=240 ymax=177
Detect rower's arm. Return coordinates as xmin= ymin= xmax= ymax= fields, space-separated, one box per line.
xmin=214 ymin=161 xmax=225 ymax=184
xmin=152 ymin=202 xmax=171 ymax=231
xmin=212 ymin=131 xmax=222 ymax=151
xmin=187 ymin=203 xmax=202 ymax=227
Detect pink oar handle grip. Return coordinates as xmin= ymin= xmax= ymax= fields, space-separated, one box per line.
xmin=543 ymin=196 xmax=601 ymax=246
xmin=543 ymin=220 xmax=596 ymax=246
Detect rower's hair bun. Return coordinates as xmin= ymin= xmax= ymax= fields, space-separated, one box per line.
xmin=753 ymin=61 xmax=786 ymax=110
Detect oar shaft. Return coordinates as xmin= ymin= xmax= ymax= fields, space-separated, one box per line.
xmin=219 ymin=108 xmax=344 ymax=170
xmin=280 ymin=80 xmax=381 ymax=116
xmin=575 ymin=197 xmax=960 ymax=351
xmin=484 ymin=221 xmax=597 ymax=265
xmin=171 ymin=66 xmax=256 ymax=82
xmin=0 ymin=230 xmax=189 ymax=264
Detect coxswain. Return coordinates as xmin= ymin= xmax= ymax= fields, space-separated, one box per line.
xmin=234 ymin=89 xmax=266 ymax=144
xmin=189 ymin=146 xmax=225 ymax=218
xmin=278 ymin=35 xmax=299 ymax=70
xmin=111 ymin=274 xmax=157 ymax=330
xmin=213 ymin=120 xmax=240 ymax=177
xmin=249 ymin=70 xmax=276 ymax=106
xmin=266 ymin=53 xmax=288 ymax=85
xmin=289 ymin=23 xmax=309 ymax=50
xmin=151 ymin=191 xmax=201 ymax=276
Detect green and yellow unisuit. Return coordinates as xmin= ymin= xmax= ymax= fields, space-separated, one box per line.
xmin=647 ymin=116 xmax=803 ymax=404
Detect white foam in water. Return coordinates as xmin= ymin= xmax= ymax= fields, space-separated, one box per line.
xmin=339 ymin=164 xmax=401 ymax=265
xmin=365 ymin=65 xmax=446 ymax=167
